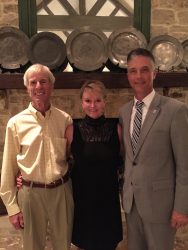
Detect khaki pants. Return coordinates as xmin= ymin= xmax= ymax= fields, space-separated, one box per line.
xmin=18 ymin=179 xmax=74 ymax=250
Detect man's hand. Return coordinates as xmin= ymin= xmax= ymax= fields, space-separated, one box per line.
xmin=9 ymin=212 xmax=24 ymax=230
xmin=171 ymin=210 xmax=188 ymax=229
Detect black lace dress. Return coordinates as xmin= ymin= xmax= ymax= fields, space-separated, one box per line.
xmin=71 ymin=115 xmax=123 ymax=250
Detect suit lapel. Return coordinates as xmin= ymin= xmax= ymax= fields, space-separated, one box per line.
xmin=133 ymin=93 xmax=161 ymax=158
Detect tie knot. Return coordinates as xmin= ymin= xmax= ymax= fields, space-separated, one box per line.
xmin=136 ymin=101 xmax=144 ymax=109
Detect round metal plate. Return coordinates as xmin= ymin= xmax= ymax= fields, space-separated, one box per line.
xmin=0 ymin=26 xmax=29 ymax=69
xmin=107 ymin=28 xmax=147 ymax=68
xmin=147 ymin=35 xmax=183 ymax=71
xmin=66 ymin=26 xmax=108 ymax=71
xmin=29 ymin=32 xmax=67 ymax=70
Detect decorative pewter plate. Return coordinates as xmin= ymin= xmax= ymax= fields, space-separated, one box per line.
xmin=0 ymin=26 xmax=29 ymax=69
xmin=29 ymin=32 xmax=67 ymax=70
xmin=107 ymin=28 xmax=147 ymax=68
xmin=66 ymin=26 xmax=108 ymax=71
xmin=147 ymin=35 xmax=183 ymax=71
xmin=181 ymin=39 xmax=188 ymax=68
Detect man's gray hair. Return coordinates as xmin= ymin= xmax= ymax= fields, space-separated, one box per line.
xmin=23 ymin=64 xmax=55 ymax=87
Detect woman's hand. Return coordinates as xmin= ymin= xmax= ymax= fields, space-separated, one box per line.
xmin=171 ymin=210 xmax=188 ymax=229
xmin=16 ymin=173 xmax=23 ymax=189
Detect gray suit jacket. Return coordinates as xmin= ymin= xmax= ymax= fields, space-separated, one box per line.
xmin=119 ymin=93 xmax=188 ymax=223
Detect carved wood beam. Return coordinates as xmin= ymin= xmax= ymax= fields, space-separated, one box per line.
xmin=87 ymin=0 xmax=107 ymax=15
xmin=112 ymin=0 xmax=133 ymax=15
xmin=0 ymin=72 xmax=187 ymax=89
xmin=37 ymin=0 xmax=52 ymax=12
xmin=79 ymin=0 xmax=86 ymax=15
xmin=37 ymin=15 xmax=132 ymax=31
xmin=110 ymin=7 xmax=119 ymax=16
xmin=58 ymin=0 xmax=78 ymax=15
xmin=111 ymin=0 xmax=134 ymax=16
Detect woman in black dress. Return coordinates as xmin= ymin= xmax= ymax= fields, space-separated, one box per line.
xmin=65 ymin=80 xmax=124 ymax=250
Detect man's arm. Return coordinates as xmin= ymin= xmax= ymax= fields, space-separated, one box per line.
xmin=0 ymin=120 xmax=21 ymax=217
xmin=170 ymin=104 xmax=188 ymax=228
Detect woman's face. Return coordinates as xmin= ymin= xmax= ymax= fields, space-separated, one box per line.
xmin=81 ymin=88 xmax=106 ymax=119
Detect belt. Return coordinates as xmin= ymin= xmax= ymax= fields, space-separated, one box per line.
xmin=22 ymin=172 xmax=69 ymax=189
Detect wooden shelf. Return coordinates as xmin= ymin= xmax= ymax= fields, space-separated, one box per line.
xmin=0 ymin=72 xmax=188 ymax=89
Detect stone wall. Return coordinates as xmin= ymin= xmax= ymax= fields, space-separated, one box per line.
xmin=0 ymin=0 xmax=188 ymax=166
xmin=0 ymin=0 xmax=18 ymax=27
xmin=151 ymin=0 xmax=188 ymax=40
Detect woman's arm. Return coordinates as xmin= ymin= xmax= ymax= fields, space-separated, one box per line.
xmin=117 ymin=123 xmax=124 ymax=158
xmin=65 ymin=124 xmax=73 ymax=156
xmin=117 ymin=123 xmax=125 ymax=194
xmin=65 ymin=124 xmax=74 ymax=172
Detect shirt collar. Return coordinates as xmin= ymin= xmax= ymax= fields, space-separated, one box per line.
xmin=28 ymin=102 xmax=52 ymax=120
xmin=134 ymin=89 xmax=155 ymax=108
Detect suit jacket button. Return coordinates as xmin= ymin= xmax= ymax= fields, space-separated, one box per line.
xmin=133 ymin=162 xmax=136 ymax=166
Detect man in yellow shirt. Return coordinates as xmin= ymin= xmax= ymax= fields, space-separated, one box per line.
xmin=0 ymin=64 xmax=74 ymax=250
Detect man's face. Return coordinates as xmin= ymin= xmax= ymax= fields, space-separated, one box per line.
xmin=127 ymin=55 xmax=156 ymax=99
xmin=27 ymin=70 xmax=53 ymax=111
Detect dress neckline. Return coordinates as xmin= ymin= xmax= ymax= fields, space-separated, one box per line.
xmin=84 ymin=115 xmax=105 ymax=126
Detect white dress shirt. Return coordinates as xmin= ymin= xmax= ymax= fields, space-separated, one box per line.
xmin=130 ymin=89 xmax=155 ymax=136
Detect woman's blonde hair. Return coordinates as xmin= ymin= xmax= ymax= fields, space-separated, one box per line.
xmin=23 ymin=64 xmax=55 ymax=87
xmin=80 ymin=80 xmax=107 ymax=99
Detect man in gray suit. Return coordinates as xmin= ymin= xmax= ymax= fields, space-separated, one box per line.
xmin=119 ymin=48 xmax=188 ymax=250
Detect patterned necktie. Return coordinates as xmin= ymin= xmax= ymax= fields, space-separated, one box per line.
xmin=131 ymin=101 xmax=144 ymax=155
